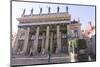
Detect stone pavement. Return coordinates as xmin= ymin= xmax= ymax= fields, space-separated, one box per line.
xmin=11 ymin=54 xmax=71 ymax=66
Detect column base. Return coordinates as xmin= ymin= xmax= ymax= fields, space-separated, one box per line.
xmin=41 ymin=49 xmax=45 ymax=55
xmin=55 ymin=48 xmax=61 ymax=54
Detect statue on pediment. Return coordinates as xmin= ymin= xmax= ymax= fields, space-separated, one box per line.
xmin=57 ymin=6 xmax=60 ymax=13
xmin=21 ymin=9 xmax=25 ymax=17
xmin=48 ymin=6 xmax=50 ymax=13
xmin=40 ymin=7 xmax=42 ymax=14
xmin=30 ymin=8 xmax=33 ymax=15
xmin=66 ymin=6 xmax=68 ymax=13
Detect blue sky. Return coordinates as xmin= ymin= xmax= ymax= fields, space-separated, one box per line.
xmin=12 ymin=1 xmax=95 ymax=33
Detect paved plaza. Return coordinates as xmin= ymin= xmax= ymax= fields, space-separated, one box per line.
xmin=12 ymin=54 xmax=71 ymax=66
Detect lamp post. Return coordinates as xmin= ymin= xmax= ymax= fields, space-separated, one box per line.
xmin=48 ymin=42 xmax=51 ymax=63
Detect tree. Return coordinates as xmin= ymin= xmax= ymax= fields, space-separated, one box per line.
xmin=76 ymin=39 xmax=87 ymax=49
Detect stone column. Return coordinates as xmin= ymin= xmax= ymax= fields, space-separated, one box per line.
xmin=13 ymin=27 xmax=21 ymax=54
xmin=22 ymin=27 xmax=30 ymax=54
xmin=50 ymin=32 xmax=53 ymax=53
xmin=78 ymin=26 xmax=81 ymax=39
xmin=41 ymin=32 xmax=45 ymax=54
xmin=67 ymin=25 xmax=70 ymax=38
xmin=33 ymin=26 xmax=40 ymax=54
xmin=45 ymin=26 xmax=49 ymax=53
xmin=67 ymin=25 xmax=70 ymax=55
xmin=56 ymin=25 xmax=61 ymax=53
xmin=70 ymin=40 xmax=76 ymax=62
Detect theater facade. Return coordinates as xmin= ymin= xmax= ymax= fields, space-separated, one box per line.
xmin=12 ymin=7 xmax=81 ymax=56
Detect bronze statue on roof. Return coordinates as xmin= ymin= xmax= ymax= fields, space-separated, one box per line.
xmin=40 ymin=7 xmax=42 ymax=14
xmin=21 ymin=9 xmax=26 ymax=17
xmin=66 ymin=6 xmax=68 ymax=13
xmin=30 ymin=8 xmax=33 ymax=15
xmin=48 ymin=6 xmax=50 ymax=13
xmin=57 ymin=6 xmax=60 ymax=13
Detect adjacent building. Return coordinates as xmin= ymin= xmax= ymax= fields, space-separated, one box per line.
xmin=82 ymin=22 xmax=96 ymax=57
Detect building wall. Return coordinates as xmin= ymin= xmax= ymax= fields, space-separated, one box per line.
xmin=13 ymin=12 xmax=81 ymax=56
xmin=90 ymin=35 xmax=96 ymax=56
